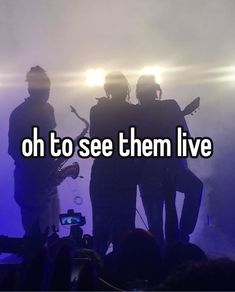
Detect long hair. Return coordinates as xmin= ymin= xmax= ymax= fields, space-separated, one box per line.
xmin=136 ymin=75 xmax=162 ymax=101
xmin=104 ymin=71 xmax=131 ymax=101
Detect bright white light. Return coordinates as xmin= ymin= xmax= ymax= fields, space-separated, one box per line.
xmin=85 ymin=68 xmax=105 ymax=87
xmin=141 ymin=66 xmax=163 ymax=83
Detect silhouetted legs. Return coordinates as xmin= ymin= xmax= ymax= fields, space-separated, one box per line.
xmin=14 ymin=169 xmax=60 ymax=234
xmin=164 ymin=186 xmax=178 ymax=246
xmin=139 ymin=167 xmax=202 ymax=246
xmin=175 ymin=168 xmax=203 ymax=241
xmin=90 ymin=182 xmax=136 ymax=256
xmin=20 ymin=191 xmax=60 ymax=234
xmin=139 ymin=182 xmax=165 ymax=249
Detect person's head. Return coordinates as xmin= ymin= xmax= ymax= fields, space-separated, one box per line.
xmin=159 ymin=258 xmax=235 ymax=291
xmin=164 ymin=242 xmax=207 ymax=275
xmin=104 ymin=71 xmax=130 ymax=101
xmin=136 ymin=75 xmax=162 ymax=105
xmin=26 ymin=66 xmax=50 ymax=102
xmin=116 ymin=229 xmax=162 ymax=288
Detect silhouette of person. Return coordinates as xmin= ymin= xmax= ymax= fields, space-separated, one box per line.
xmin=8 ymin=66 xmax=60 ymax=234
xmin=135 ymin=75 xmax=203 ymax=246
xmin=89 ymin=72 xmax=137 ymax=256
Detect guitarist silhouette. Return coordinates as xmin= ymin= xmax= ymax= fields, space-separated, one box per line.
xmin=135 ymin=75 xmax=203 ymax=248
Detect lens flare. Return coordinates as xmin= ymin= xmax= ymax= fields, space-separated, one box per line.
xmin=141 ymin=66 xmax=163 ymax=83
xmin=85 ymin=68 xmax=106 ymax=87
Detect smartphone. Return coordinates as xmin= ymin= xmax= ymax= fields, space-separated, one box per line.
xmin=59 ymin=212 xmax=86 ymax=226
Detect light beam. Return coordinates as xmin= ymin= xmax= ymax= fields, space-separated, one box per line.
xmin=85 ymin=68 xmax=106 ymax=87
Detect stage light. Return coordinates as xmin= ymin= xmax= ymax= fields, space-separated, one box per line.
xmin=141 ymin=66 xmax=163 ymax=83
xmin=85 ymin=68 xmax=105 ymax=87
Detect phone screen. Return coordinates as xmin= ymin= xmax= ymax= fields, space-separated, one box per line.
xmin=59 ymin=213 xmax=85 ymax=226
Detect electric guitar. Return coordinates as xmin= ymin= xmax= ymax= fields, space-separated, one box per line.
xmin=182 ymin=97 xmax=200 ymax=116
